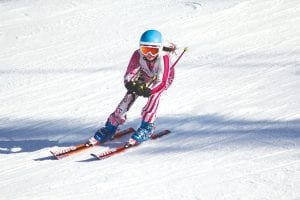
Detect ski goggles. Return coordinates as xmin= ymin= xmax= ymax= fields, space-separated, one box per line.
xmin=140 ymin=45 xmax=160 ymax=56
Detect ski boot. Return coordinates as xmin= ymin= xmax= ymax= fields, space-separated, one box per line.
xmin=129 ymin=120 xmax=154 ymax=145
xmin=89 ymin=121 xmax=118 ymax=145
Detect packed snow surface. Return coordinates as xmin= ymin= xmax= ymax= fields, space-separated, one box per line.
xmin=0 ymin=0 xmax=299 ymax=199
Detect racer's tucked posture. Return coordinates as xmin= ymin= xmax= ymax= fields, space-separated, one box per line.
xmin=89 ymin=29 xmax=175 ymax=145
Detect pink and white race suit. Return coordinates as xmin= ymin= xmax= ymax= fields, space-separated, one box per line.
xmin=107 ymin=49 xmax=174 ymax=125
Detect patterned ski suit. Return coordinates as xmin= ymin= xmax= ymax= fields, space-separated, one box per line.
xmin=107 ymin=49 xmax=174 ymax=125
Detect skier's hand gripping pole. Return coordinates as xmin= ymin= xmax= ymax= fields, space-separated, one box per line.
xmin=125 ymin=75 xmax=156 ymax=98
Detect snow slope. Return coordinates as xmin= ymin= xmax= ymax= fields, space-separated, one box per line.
xmin=0 ymin=0 xmax=299 ymax=199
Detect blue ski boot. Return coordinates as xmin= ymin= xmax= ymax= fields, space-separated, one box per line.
xmin=131 ymin=120 xmax=154 ymax=144
xmin=92 ymin=121 xmax=118 ymax=144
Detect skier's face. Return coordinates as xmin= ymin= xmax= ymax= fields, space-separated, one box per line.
xmin=144 ymin=53 xmax=157 ymax=61
xmin=140 ymin=45 xmax=160 ymax=61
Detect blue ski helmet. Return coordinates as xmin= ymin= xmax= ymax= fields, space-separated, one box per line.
xmin=139 ymin=30 xmax=163 ymax=47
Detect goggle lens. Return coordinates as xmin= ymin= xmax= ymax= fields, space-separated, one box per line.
xmin=140 ymin=46 xmax=160 ymax=56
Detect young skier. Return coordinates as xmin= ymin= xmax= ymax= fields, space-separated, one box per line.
xmin=89 ymin=29 xmax=176 ymax=145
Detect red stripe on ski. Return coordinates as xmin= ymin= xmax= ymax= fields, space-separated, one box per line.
xmin=91 ymin=129 xmax=171 ymax=160
xmin=50 ymin=127 xmax=135 ymax=159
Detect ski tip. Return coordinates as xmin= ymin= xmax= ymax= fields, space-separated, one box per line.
xmin=158 ymin=129 xmax=171 ymax=134
xmin=150 ymin=129 xmax=171 ymax=139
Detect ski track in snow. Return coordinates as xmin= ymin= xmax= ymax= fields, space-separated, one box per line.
xmin=0 ymin=0 xmax=300 ymax=199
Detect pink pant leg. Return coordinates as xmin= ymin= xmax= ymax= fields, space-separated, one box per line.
xmin=108 ymin=92 xmax=138 ymax=126
xmin=141 ymin=91 xmax=163 ymax=123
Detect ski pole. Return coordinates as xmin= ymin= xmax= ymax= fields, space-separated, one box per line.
xmin=147 ymin=75 xmax=157 ymax=87
xmin=171 ymin=47 xmax=188 ymax=69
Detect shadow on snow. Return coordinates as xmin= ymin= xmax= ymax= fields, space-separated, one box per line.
xmin=0 ymin=115 xmax=299 ymax=157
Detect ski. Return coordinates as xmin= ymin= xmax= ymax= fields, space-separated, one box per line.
xmin=91 ymin=129 xmax=171 ymax=160
xmin=50 ymin=127 xmax=135 ymax=159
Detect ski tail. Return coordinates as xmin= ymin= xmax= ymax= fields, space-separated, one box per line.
xmin=50 ymin=127 xmax=135 ymax=159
